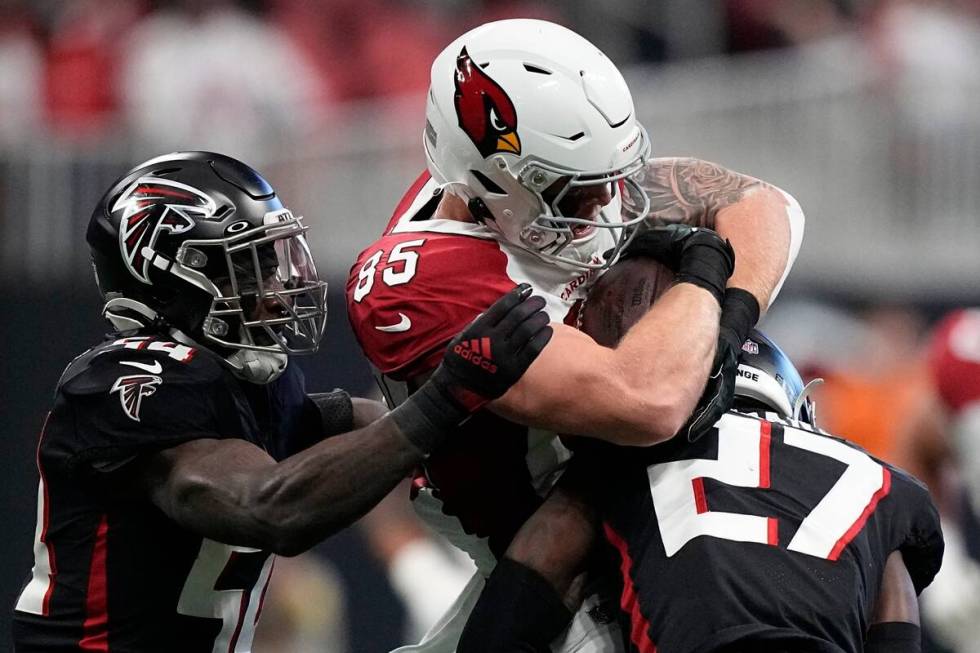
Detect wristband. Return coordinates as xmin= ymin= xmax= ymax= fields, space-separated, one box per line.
xmin=719 ymin=288 xmax=761 ymax=351
xmin=676 ymin=240 xmax=735 ymax=306
xmin=388 ymin=380 xmax=469 ymax=456
xmin=866 ymin=622 xmax=920 ymax=653
xmin=307 ymin=390 xmax=355 ymax=438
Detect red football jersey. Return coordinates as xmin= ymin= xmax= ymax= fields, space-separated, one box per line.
xmin=346 ymin=172 xmax=609 ymax=571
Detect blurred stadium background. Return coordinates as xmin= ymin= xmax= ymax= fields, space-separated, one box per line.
xmin=1 ymin=0 xmax=979 ymax=651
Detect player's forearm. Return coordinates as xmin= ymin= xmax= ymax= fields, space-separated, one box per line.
xmin=505 ymin=477 xmax=598 ymax=598
xmin=243 ymin=415 xmax=423 ymax=555
xmin=494 ymin=283 xmax=718 ymax=444
xmin=150 ymin=418 xmax=424 ymax=556
xmin=610 ymin=282 xmax=719 ymax=441
xmin=572 ymin=283 xmax=721 ymax=444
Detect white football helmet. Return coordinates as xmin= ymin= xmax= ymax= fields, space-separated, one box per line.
xmin=424 ymin=19 xmax=652 ymax=269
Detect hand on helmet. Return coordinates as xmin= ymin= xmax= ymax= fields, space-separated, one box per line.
xmin=684 ymin=288 xmax=761 ymax=441
xmin=618 ymin=224 xmax=735 ymax=305
xmin=683 ymin=339 xmax=739 ymax=442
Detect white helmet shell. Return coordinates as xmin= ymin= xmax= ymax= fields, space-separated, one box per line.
xmin=424 ymin=19 xmax=652 ymax=269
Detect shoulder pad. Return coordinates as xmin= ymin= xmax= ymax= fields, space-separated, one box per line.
xmin=346 ymin=234 xmax=515 ymax=379
xmin=59 ymin=335 xmax=226 ymax=396
xmin=384 ymin=171 xmax=433 ymax=233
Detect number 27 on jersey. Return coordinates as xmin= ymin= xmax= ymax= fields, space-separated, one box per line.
xmin=649 ymin=414 xmax=890 ymax=561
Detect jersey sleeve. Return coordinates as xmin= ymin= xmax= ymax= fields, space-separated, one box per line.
xmin=887 ymin=466 xmax=945 ymax=594
xmin=46 ymin=347 xmax=241 ymax=474
xmin=346 ymin=233 xmax=516 ymax=380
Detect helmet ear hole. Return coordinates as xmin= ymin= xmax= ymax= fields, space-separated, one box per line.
xmin=213 ymin=204 xmax=234 ymax=220
xmin=522 ymin=63 xmax=552 ymax=75
xmin=470 ymin=170 xmax=506 ymax=195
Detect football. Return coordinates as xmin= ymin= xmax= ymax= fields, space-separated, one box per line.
xmin=578 ymin=257 xmax=675 ymax=347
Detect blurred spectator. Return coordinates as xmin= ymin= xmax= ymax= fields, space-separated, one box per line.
xmin=120 ymin=0 xmax=326 ymax=158
xmin=0 ymin=0 xmax=43 ymax=143
xmin=272 ymin=0 xmax=447 ymax=102
xmin=868 ymin=0 xmax=980 ymax=119
xmin=725 ymin=0 xmax=849 ymax=52
xmin=865 ymin=0 xmax=980 ymax=224
xmin=469 ymin=1 xmax=563 ymax=28
xmin=252 ymin=553 xmax=349 ymax=653
xmin=918 ymin=308 xmax=980 ymax=652
xmin=43 ymin=0 xmax=144 ymax=137
xmin=359 ymin=481 xmax=475 ymax=644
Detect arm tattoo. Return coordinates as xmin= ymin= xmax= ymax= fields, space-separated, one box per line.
xmin=638 ymin=158 xmax=771 ymax=229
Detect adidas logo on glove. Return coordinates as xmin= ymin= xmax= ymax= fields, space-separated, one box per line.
xmin=453 ymin=338 xmax=498 ymax=373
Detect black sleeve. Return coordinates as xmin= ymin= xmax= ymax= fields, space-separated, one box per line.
xmin=886 ymin=466 xmax=945 ymax=595
xmin=284 ymin=390 xmax=355 ymax=457
xmin=899 ymin=490 xmax=944 ymax=595
xmin=307 ymin=390 xmax=355 ymax=438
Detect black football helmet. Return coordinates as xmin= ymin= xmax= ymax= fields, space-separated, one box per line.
xmin=87 ymin=151 xmax=327 ymax=363
xmin=733 ymin=329 xmax=819 ymax=426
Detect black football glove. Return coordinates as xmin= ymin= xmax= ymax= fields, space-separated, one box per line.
xmin=391 ymin=284 xmax=553 ymax=454
xmin=684 ymin=288 xmax=760 ymax=441
xmin=618 ymin=224 xmax=735 ymax=305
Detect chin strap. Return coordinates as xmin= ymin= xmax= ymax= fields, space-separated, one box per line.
xmin=225 ymin=348 xmax=288 ymax=384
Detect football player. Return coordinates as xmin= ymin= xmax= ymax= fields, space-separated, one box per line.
xmin=11 ymin=151 xmax=552 ymax=652
xmin=459 ymin=330 xmax=944 ymax=653
xmin=919 ymin=309 xmax=980 ymax=650
xmin=346 ymin=19 xmax=804 ymax=651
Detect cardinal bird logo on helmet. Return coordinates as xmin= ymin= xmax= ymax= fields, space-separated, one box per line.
xmin=453 ymin=47 xmax=522 ymax=158
xmin=112 ymin=177 xmax=218 ymax=285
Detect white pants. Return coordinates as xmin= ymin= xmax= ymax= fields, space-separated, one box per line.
xmin=390 ymin=572 xmax=625 ymax=653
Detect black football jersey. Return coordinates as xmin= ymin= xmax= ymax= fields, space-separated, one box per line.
xmin=593 ymin=411 xmax=944 ymax=653
xmin=12 ymin=332 xmax=352 ymax=653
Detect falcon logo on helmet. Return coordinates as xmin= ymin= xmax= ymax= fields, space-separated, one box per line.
xmin=453 ymin=47 xmax=521 ymax=158
xmin=111 ymin=373 xmax=162 ymax=422
xmin=113 ymin=177 xmax=218 ymax=285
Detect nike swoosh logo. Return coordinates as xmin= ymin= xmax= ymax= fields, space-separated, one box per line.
xmin=375 ymin=313 xmax=412 ymax=333
xmin=121 ymin=360 xmax=163 ymax=374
